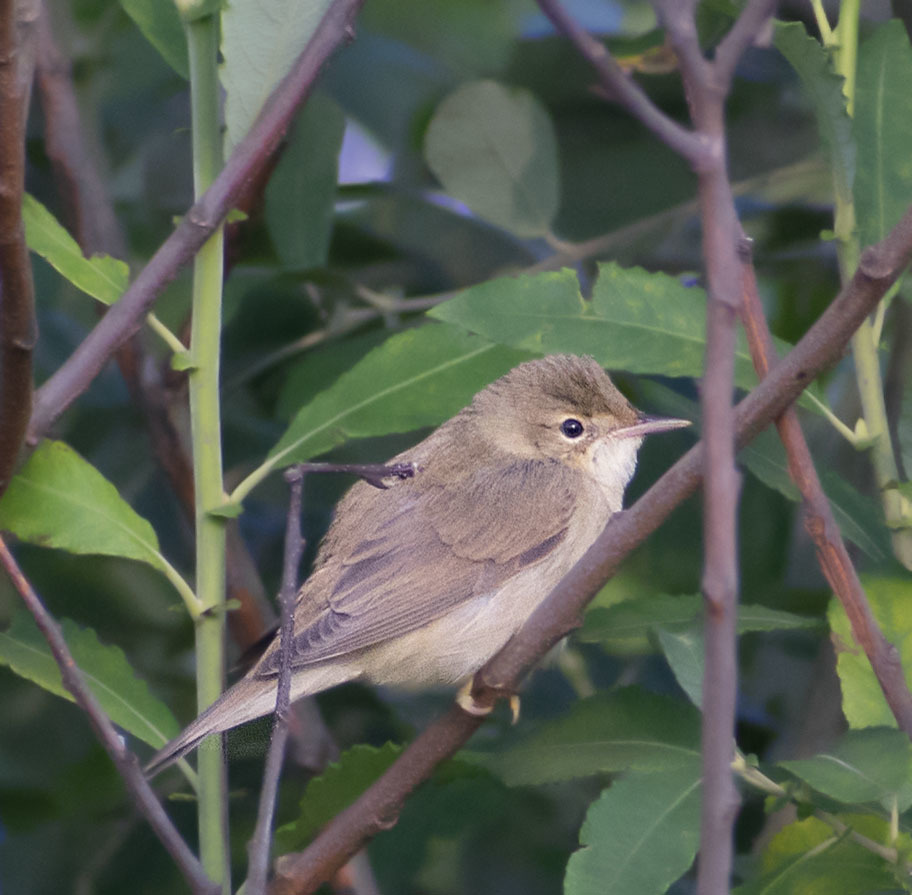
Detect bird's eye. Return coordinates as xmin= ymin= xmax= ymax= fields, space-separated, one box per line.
xmin=560 ymin=418 xmax=584 ymax=438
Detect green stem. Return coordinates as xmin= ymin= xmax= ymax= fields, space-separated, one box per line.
xmin=230 ymin=455 xmax=280 ymax=506
xmin=146 ymin=311 xmax=188 ymax=356
xmin=830 ymin=0 xmax=912 ymax=569
xmin=804 ymin=392 xmax=859 ymax=445
xmin=809 ymin=0 xmax=834 ymax=45
xmin=185 ymin=14 xmax=229 ymax=889
xmin=158 ymin=556 xmax=205 ymax=618
xmin=834 ymin=0 xmax=860 ymax=116
xmin=852 ymin=319 xmax=912 ymax=563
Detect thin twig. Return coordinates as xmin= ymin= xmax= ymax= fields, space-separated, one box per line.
xmin=737 ymin=237 xmax=912 ymax=735
xmin=28 ymin=0 xmax=367 ymax=442
xmin=246 ymin=469 xmax=308 ymax=894
xmin=267 ymin=201 xmax=912 ymax=895
xmin=0 ymin=0 xmax=38 ymax=496
xmin=0 ymin=535 xmax=219 ymax=895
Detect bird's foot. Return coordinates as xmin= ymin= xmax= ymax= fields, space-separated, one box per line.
xmin=455 ymin=681 xmax=521 ymax=723
xmin=456 ymin=680 xmax=492 ymax=716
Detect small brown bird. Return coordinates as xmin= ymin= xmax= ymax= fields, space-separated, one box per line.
xmin=147 ymin=354 xmax=688 ymax=773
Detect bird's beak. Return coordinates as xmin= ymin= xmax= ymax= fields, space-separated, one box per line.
xmin=614 ymin=414 xmax=691 ymax=440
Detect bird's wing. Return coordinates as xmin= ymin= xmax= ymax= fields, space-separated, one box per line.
xmin=256 ymin=458 xmax=580 ymax=673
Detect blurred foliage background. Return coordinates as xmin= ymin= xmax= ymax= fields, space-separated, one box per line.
xmin=1 ymin=0 xmax=912 ymax=893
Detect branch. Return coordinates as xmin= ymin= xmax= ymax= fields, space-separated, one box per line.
xmin=650 ymin=3 xmax=759 ymax=889
xmin=737 ymin=237 xmax=912 ymax=735
xmin=535 ymin=0 xmax=705 ymax=165
xmin=0 ymin=535 xmax=219 ymax=895
xmin=0 ymin=0 xmax=38 ymax=496
xmin=267 ymin=201 xmax=912 ymax=895
xmin=27 ymin=0 xmax=367 ymax=442
xmin=246 ymin=469 xmax=307 ymax=895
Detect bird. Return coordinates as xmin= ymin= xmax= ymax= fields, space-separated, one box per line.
xmin=147 ymin=354 xmax=688 ymax=774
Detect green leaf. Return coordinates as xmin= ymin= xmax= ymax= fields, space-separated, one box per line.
xmin=564 ymin=765 xmax=702 ymax=895
xmin=580 ymin=593 xmax=818 ymax=655
xmin=828 ymin=575 xmax=912 ymax=729
xmin=221 ymin=0 xmax=333 ymax=153
xmin=464 ymin=688 xmax=701 ymax=785
xmin=0 ymin=441 xmax=168 ymax=572
xmin=779 ymin=728 xmax=912 ymax=807
xmin=0 ymin=610 xmax=179 ymax=748
xmin=22 ymin=195 xmax=129 ymax=305
xmin=275 ymin=743 xmax=402 ymax=851
xmin=267 ymin=323 xmax=533 ymax=467
xmin=424 ymin=79 xmax=560 ymax=238
xmin=736 ymin=816 xmax=898 ymax=895
xmin=430 ymin=263 xmax=815 ymax=402
xmin=657 ymin=626 xmax=704 ymax=708
xmin=739 ymin=428 xmax=891 ymax=562
xmin=854 ymin=20 xmax=912 ymax=248
xmin=119 ymin=0 xmax=189 ymax=78
xmin=773 ymin=22 xmax=854 ymax=206
xmin=265 ymin=92 xmax=345 ymax=270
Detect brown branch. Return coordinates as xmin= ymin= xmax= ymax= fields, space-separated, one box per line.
xmin=27 ymin=0 xmax=367 ymax=443
xmin=692 ymin=185 xmax=742 ymax=895
xmin=738 ymin=238 xmax=912 ymax=735
xmin=0 ymin=534 xmax=219 ymax=895
xmin=0 ymin=0 xmax=38 ymax=497
xmin=268 ymin=203 xmax=912 ymax=895
xmin=650 ymin=3 xmax=781 ymax=889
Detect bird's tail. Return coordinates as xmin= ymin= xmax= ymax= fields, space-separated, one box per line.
xmin=145 ymin=674 xmax=282 ymax=776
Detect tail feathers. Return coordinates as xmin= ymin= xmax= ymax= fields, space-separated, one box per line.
xmin=146 ymin=675 xmax=281 ymax=776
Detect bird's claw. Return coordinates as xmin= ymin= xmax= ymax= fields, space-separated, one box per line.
xmin=455 ymin=681 xmax=521 ymax=722
xmin=456 ymin=681 xmax=493 ymax=716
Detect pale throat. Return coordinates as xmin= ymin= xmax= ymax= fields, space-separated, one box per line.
xmin=587 ymin=436 xmax=643 ymax=511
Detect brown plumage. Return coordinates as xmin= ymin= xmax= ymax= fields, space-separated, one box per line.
xmin=146 ymin=355 xmax=688 ymax=774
